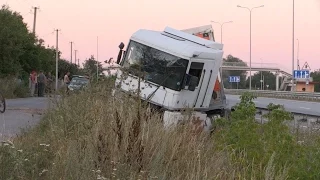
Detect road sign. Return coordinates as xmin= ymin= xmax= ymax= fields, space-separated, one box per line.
xmin=229 ymin=76 xmax=240 ymax=83
xmin=293 ymin=70 xmax=310 ymax=79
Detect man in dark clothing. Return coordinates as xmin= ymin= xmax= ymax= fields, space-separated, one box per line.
xmin=46 ymin=72 xmax=53 ymax=94
xmin=38 ymin=70 xmax=46 ymax=97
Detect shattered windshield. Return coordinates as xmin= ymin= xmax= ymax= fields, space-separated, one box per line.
xmin=121 ymin=40 xmax=188 ymax=91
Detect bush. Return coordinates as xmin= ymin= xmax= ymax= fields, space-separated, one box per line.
xmin=213 ymin=92 xmax=320 ymax=179
xmin=1 ymin=81 xmax=320 ymax=179
xmin=0 ymin=76 xmax=29 ymax=98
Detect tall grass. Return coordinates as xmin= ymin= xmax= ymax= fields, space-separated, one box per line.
xmin=1 ymin=79 xmax=320 ymax=179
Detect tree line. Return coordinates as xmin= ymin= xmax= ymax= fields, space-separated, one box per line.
xmin=0 ymin=5 xmax=104 ymax=82
xmin=2 ymin=5 xmax=319 ymax=91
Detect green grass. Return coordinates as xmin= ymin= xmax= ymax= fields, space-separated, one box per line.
xmin=1 ymin=80 xmax=320 ymax=179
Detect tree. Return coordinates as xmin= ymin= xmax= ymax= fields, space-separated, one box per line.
xmin=311 ymin=70 xmax=320 ymax=92
xmin=0 ymin=5 xmax=83 ymax=82
xmin=0 ymin=5 xmax=71 ymax=78
xmin=83 ymin=55 xmax=104 ymax=77
xmin=37 ymin=46 xmax=56 ymax=74
xmin=0 ymin=5 xmax=36 ymax=76
xmin=57 ymin=59 xmax=81 ymax=79
xmin=222 ymin=55 xmax=248 ymax=89
xmin=247 ymin=71 xmax=276 ymax=90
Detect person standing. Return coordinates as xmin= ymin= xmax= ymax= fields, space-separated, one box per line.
xmin=64 ymin=72 xmax=70 ymax=93
xmin=29 ymin=71 xmax=37 ymax=97
xmin=38 ymin=70 xmax=46 ymax=97
xmin=46 ymin=72 xmax=53 ymax=94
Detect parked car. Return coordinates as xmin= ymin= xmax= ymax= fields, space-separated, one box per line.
xmin=68 ymin=76 xmax=90 ymax=91
xmin=71 ymin=75 xmax=90 ymax=79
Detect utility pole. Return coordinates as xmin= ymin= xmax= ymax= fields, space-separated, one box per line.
xmin=70 ymin=42 xmax=73 ymax=63
xmin=78 ymin=59 xmax=80 ymax=67
xmin=32 ymin=7 xmax=39 ymax=34
xmin=55 ymin=29 xmax=61 ymax=92
xmin=74 ymin=50 xmax=77 ymax=65
xmin=96 ymin=36 xmax=99 ymax=80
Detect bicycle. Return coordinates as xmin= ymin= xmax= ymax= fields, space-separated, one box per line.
xmin=0 ymin=91 xmax=6 ymax=113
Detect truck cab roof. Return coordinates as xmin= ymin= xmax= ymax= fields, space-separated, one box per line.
xmin=130 ymin=27 xmax=223 ymax=60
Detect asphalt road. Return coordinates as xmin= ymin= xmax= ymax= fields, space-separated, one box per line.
xmin=226 ymin=94 xmax=320 ymax=116
xmin=0 ymin=97 xmax=53 ymax=141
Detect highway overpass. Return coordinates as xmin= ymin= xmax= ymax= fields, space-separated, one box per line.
xmin=221 ymin=62 xmax=292 ymax=77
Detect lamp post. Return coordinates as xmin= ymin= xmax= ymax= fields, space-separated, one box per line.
xmin=296 ymin=38 xmax=300 ymax=70
xmin=237 ymin=4 xmax=264 ymax=90
xmin=292 ymin=0 xmax=295 ymax=77
xmin=210 ymin=20 xmax=233 ymax=85
xmin=210 ymin=21 xmax=233 ymax=43
xmin=260 ymin=58 xmax=263 ymax=90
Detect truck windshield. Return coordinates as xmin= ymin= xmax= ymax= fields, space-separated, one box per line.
xmin=122 ymin=40 xmax=188 ymax=91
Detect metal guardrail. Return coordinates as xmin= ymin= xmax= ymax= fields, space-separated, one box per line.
xmin=225 ymin=89 xmax=320 ymax=102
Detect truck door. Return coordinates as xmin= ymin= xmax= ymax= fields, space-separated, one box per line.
xmin=188 ymin=61 xmax=215 ymax=108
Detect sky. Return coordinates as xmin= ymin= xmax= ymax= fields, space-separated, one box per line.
xmin=3 ymin=0 xmax=320 ymax=73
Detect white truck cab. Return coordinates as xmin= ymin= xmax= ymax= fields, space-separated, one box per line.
xmin=114 ymin=26 xmax=226 ymax=131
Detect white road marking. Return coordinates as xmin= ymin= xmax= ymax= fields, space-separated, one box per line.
xmin=299 ymin=107 xmax=310 ymax=110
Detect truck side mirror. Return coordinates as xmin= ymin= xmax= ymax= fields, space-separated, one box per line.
xmin=187 ymin=76 xmax=199 ymax=91
xmin=116 ymin=42 xmax=125 ymax=64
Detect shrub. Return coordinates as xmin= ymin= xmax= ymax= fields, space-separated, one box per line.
xmin=0 ymin=76 xmax=29 ymax=98
xmin=213 ymin=92 xmax=320 ymax=179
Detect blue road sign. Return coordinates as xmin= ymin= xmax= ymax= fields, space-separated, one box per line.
xmin=229 ymin=76 xmax=240 ymax=83
xmin=293 ymin=70 xmax=310 ymax=79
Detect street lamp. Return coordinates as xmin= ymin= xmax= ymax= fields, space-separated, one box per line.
xmin=237 ymin=4 xmax=264 ymax=90
xmin=296 ymin=38 xmax=300 ymax=70
xmin=260 ymin=58 xmax=263 ymax=90
xmin=210 ymin=20 xmax=233 ymax=84
xmin=210 ymin=21 xmax=233 ymax=43
xmin=292 ymin=0 xmax=295 ymax=77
